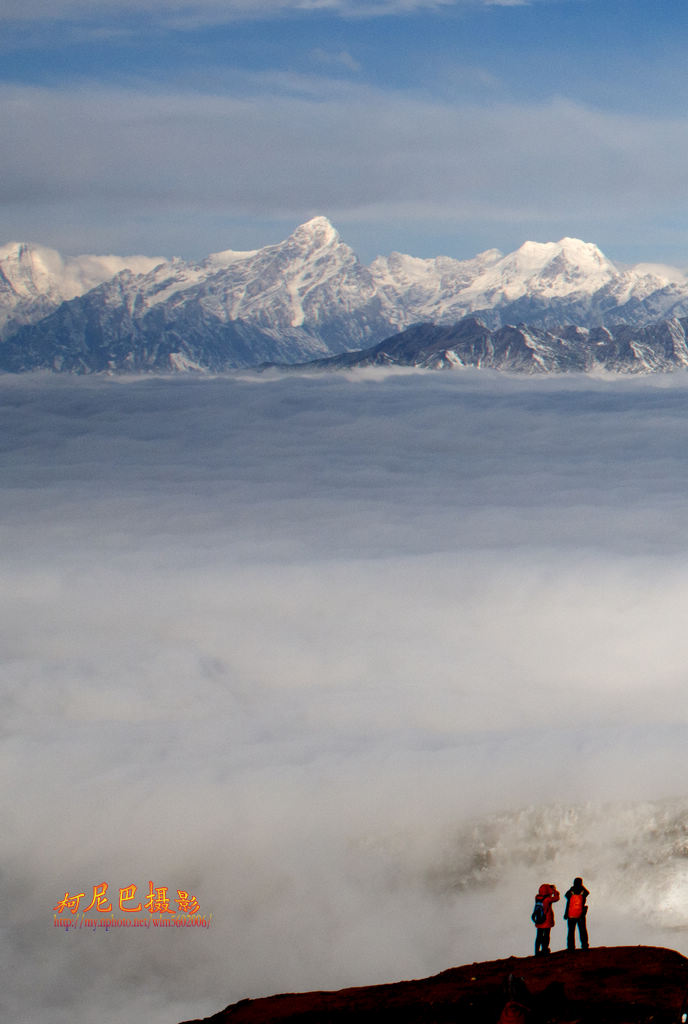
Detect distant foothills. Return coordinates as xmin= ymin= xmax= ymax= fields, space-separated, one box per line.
xmin=4 ymin=217 xmax=688 ymax=374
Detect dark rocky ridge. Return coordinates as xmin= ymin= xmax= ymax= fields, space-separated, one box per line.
xmin=8 ymin=308 xmax=688 ymax=375
xmin=306 ymin=316 xmax=688 ymax=374
xmin=178 ymin=946 xmax=688 ymax=1024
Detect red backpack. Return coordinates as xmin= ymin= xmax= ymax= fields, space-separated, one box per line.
xmin=568 ymin=892 xmax=584 ymax=918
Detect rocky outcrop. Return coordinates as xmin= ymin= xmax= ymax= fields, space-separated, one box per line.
xmin=310 ymin=315 xmax=688 ymax=373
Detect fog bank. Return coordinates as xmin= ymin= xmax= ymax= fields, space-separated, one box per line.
xmin=3 ymin=369 xmax=688 ymax=1024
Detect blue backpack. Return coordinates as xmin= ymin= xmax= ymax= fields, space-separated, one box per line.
xmin=531 ymin=900 xmax=547 ymax=926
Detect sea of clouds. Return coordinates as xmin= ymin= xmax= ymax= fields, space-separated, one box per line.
xmin=3 ymin=367 xmax=688 ymax=1024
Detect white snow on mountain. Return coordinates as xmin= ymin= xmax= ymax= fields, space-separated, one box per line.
xmin=96 ymin=217 xmax=366 ymax=327
xmin=459 ymin=237 xmax=617 ymax=304
xmin=368 ymin=235 xmax=688 ymax=331
xmin=4 ymin=217 xmax=688 ymax=371
xmin=4 ymin=220 xmax=688 ymax=330
xmin=369 ymin=247 xmax=504 ymax=323
xmin=0 ymin=241 xmax=163 ymax=337
xmin=3 ymin=218 xmax=687 ymax=335
xmin=75 ymin=216 xmax=385 ymax=359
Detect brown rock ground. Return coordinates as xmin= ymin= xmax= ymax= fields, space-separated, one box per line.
xmin=179 ymin=946 xmax=688 ymax=1024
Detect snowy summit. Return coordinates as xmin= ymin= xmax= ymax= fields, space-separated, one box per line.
xmin=2 ymin=218 xmax=688 ymax=373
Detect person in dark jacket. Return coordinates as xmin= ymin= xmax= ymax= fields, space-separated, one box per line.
xmin=563 ymin=877 xmax=589 ymax=950
xmin=532 ymin=882 xmax=560 ymax=956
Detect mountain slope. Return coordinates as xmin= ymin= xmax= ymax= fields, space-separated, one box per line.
xmin=368 ymin=237 xmax=688 ymax=331
xmin=311 ymin=315 xmax=688 ymax=374
xmin=177 ymin=946 xmax=688 ymax=1024
xmin=0 ymin=218 xmax=401 ymax=371
xmin=0 ymin=241 xmax=162 ymax=340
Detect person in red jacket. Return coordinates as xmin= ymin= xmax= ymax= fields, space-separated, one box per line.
xmin=532 ymin=882 xmax=560 ymax=956
xmin=564 ymin=877 xmax=589 ymax=950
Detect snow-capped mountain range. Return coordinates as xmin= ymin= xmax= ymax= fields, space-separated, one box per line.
xmin=0 ymin=241 xmax=163 ymax=341
xmin=3 ymin=216 xmax=688 ymax=372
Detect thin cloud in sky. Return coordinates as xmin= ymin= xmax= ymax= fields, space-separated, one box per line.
xmin=2 ymin=0 xmax=686 ymax=263
xmin=311 ymin=47 xmax=362 ymax=72
xmin=0 ymin=0 xmax=526 ymax=24
xmin=3 ymin=78 xmax=688 ymax=258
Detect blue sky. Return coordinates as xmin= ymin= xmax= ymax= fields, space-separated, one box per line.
xmin=3 ymin=0 xmax=688 ymax=265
